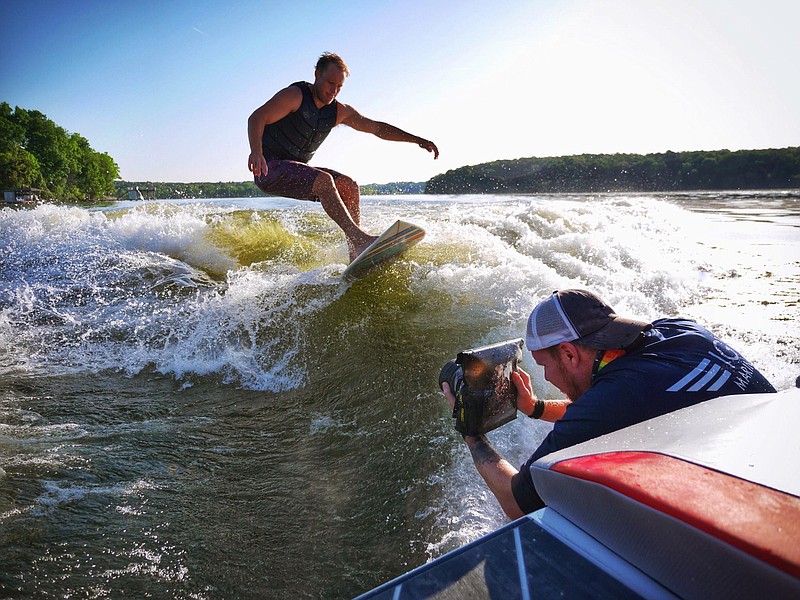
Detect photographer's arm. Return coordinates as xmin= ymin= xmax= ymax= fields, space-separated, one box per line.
xmin=441 ymin=382 xmax=525 ymax=520
xmin=513 ymin=369 xmax=571 ymax=422
xmin=463 ymin=434 xmax=525 ymax=520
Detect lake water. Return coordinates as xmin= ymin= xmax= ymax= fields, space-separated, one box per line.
xmin=1 ymin=191 xmax=798 ymax=598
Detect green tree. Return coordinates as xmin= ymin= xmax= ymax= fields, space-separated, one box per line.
xmin=0 ymin=144 xmax=44 ymax=189
xmin=0 ymin=101 xmax=120 ymax=201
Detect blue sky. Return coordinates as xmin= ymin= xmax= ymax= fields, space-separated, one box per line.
xmin=2 ymin=0 xmax=798 ymax=184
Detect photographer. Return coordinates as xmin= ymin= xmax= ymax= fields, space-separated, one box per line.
xmin=441 ymin=289 xmax=776 ymax=519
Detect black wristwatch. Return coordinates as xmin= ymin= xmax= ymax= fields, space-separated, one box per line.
xmin=529 ymin=399 xmax=544 ymax=419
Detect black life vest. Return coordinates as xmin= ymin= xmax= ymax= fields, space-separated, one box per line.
xmin=261 ymin=81 xmax=338 ymax=163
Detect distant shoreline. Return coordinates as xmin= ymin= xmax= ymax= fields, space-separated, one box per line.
xmin=108 ymin=147 xmax=800 ymax=200
xmin=427 ymin=147 xmax=800 ymax=194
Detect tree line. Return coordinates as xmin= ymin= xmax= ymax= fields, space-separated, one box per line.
xmin=425 ymin=148 xmax=800 ymax=194
xmin=1 ymin=102 xmax=119 ymax=201
xmin=114 ymin=180 xmax=264 ymax=200
xmin=114 ymin=180 xmax=430 ymax=199
xmin=360 ymin=181 xmax=425 ymax=195
xmin=114 ymin=180 xmax=426 ymax=199
xmin=4 ymin=103 xmax=798 ymax=202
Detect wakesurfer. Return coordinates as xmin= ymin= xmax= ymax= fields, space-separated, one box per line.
xmin=247 ymin=52 xmax=439 ymax=261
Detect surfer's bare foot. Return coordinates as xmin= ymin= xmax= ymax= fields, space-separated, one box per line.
xmin=348 ymin=235 xmax=378 ymax=262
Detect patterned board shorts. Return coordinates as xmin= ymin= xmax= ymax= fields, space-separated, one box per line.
xmin=254 ymin=159 xmax=345 ymax=202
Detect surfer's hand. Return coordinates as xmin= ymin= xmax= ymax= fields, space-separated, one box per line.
xmin=441 ymin=382 xmax=456 ymax=411
xmin=512 ymin=369 xmax=535 ymax=416
xmin=418 ymin=138 xmax=439 ymax=159
xmin=249 ymin=153 xmax=268 ymax=177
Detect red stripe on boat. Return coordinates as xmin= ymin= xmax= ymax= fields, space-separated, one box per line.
xmin=550 ymin=451 xmax=800 ymax=579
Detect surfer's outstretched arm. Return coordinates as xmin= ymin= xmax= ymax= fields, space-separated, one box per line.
xmin=338 ymin=104 xmax=439 ymax=159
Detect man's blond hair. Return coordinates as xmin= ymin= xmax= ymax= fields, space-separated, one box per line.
xmin=316 ymin=52 xmax=349 ymax=77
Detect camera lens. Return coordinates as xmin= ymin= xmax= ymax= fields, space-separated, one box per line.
xmin=438 ymin=359 xmax=462 ymax=392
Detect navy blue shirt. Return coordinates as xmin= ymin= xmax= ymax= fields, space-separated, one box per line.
xmin=511 ymin=318 xmax=776 ymax=513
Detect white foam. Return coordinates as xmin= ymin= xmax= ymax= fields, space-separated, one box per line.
xmin=2 ymin=194 xmax=796 ymax=392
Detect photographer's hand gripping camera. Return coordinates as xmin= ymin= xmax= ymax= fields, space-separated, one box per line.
xmin=439 ymin=339 xmax=524 ymax=436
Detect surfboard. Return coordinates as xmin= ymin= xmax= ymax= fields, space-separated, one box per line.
xmin=342 ymin=220 xmax=425 ymax=280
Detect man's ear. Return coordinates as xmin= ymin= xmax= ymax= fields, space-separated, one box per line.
xmin=556 ymin=342 xmax=578 ymax=364
xmin=558 ymin=342 xmax=589 ymax=368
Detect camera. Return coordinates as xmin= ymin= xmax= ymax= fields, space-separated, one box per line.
xmin=439 ymin=338 xmax=524 ymax=436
